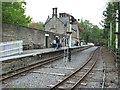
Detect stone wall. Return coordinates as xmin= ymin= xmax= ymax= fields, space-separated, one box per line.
xmin=2 ymin=23 xmax=65 ymax=49
xmin=45 ymin=16 xmax=66 ymax=35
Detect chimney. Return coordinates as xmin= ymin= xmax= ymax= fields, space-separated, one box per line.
xmin=63 ymin=13 xmax=66 ymax=17
xmin=61 ymin=13 xmax=64 ymax=17
xmin=60 ymin=13 xmax=66 ymax=17
xmin=59 ymin=13 xmax=62 ymax=17
xmin=52 ymin=8 xmax=54 ymax=17
xmin=52 ymin=8 xmax=57 ymax=17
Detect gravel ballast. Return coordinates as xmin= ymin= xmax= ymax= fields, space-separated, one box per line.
xmin=3 ymin=46 xmax=118 ymax=88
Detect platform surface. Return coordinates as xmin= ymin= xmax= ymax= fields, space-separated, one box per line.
xmin=0 ymin=45 xmax=89 ymax=62
xmin=0 ymin=48 xmax=62 ymax=61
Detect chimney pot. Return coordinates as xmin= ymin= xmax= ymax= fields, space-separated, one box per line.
xmin=52 ymin=7 xmax=57 ymax=17
xmin=59 ymin=13 xmax=62 ymax=17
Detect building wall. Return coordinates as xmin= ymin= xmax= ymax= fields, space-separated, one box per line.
xmin=2 ymin=23 xmax=64 ymax=49
xmin=76 ymin=29 xmax=80 ymax=42
xmin=72 ymin=30 xmax=77 ymax=39
xmin=45 ymin=16 xmax=65 ymax=34
xmin=45 ymin=16 xmax=79 ymax=46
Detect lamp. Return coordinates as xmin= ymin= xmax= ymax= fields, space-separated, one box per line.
xmin=45 ymin=34 xmax=49 ymax=48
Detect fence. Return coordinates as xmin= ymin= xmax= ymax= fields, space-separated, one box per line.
xmin=0 ymin=40 xmax=23 ymax=57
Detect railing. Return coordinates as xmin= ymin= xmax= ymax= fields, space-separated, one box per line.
xmin=0 ymin=40 xmax=23 ymax=57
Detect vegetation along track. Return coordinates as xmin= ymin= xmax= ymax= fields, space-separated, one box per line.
xmin=49 ymin=47 xmax=100 ymax=89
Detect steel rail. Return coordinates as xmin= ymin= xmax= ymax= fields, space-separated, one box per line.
xmin=1 ymin=46 xmax=90 ymax=79
xmin=101 ymin=47 xmax=106 ymax=88
xmin=1 ymin=46 xmax=89 ymax=82
xmin=1 ymin=54 xmax=63 ymax=82
xmin=0 ymin=47 xmax=86 ymax=77
xmin=1 ymin=54 xmax=62 ymax=76
xmin=71 ymin=48 xmax=99 ymax=89
xmin=50 ymin=47 xmax=99 ymax=90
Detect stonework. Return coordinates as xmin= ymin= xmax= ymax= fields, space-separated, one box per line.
xmin=1 ymin=8 xmax=81 ymax=49
xmin=2 ymin=23 xmax=65 ymax=49
xmin=45 ymin=17 xmax=66 ymax=35
xmin=44 ymin=8 xmax=80 ymax=45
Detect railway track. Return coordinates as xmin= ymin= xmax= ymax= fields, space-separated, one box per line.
xmin=1 ymin=54 xmax=64 ymax=82
xmin=49 ymin=47 xmax=100 ymax=89
xmin=1 ymin=46 xmax=90 ymax=83
xmin=100 ymin=47 xmax=106 ymax=88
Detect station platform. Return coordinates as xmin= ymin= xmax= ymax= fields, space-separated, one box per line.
xmin=0 ymin=47 xmax=63 ymax=62
xmin=0 ymin=45 xmax=89 ymax=62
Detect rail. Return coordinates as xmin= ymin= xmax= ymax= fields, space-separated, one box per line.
xmin=1 ymin=54 xmax=63 ymax=82
xmin=1 ymin=45 xmax=91 ymax=82
xmin=50 ymin=47 xmax=99 ymax=89
xmin=0 ymin=40 xmax=23 ymax=57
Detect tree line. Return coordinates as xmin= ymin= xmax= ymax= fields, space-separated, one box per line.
xmin=2 ymin=1 xmax=44 ymax=30
xmin=78 ymin=1 xmax=120 ymax=51
xmin=78 ymin=20 xmax=104 ymax=45
xmin=102 ymin=1 xmax=120 ymax=51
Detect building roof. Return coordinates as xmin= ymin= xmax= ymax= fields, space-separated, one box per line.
xmin=72 ymin=24 xmax=78 ymax=31
xmin=59 ymin=17 xmax=78 ymax=31
xmin=59 ymin=17 xmax=67 ymax=25
xmin=45 ymin=16 xmax=79 ymax=31
xmin=44 ymin=18 xmax=52 ymax=25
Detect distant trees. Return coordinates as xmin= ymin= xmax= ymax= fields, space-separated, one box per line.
xmin=102 ymin=1 xmax=120 ymax=50
xmin=78 ymin=20 xmax=103 ymax=44
xmin=28 ymin=22 xmax=44 ymax=30
xmin=2 ymin=1 xmax=32 ymax=26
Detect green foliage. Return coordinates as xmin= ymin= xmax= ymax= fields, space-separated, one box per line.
xmin=102 ymin=2 xmax=120 ymax=49
xmin=28 ymin=22 xmax=44 ymax=30
xmin=79 ymin=20 xmax=103 ymax=44
xmin=2 ymin=1 xmax=32 ymax=26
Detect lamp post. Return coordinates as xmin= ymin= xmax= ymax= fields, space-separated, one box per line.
xmin=45 ymin=34 xmax=49 ymax=48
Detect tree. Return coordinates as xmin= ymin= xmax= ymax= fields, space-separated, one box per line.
xmin=28 ymin=22 xmax=44 ymax=30
xmin=2 ymin=1 xmax=32 ymax=26
xmin=102 ymin=1 xmax=120 ymax=50
xmin=79 ymin=20 xmax=103 ymax=44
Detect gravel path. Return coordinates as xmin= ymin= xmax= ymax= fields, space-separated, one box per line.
xmin=3 ymin=47 xmax=97 ymax=88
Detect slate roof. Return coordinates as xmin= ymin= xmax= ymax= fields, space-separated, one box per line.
xmin=44 ymin=18 xmax=52 ymax=25
xmin=59 ymin=17 xmax=67 ymax=24
xmin=59 ymin=17 xmax=78 ymax=31
xmin=71 ymin=24 xmax=78 ymax=31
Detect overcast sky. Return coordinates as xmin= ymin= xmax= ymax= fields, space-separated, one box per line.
xmin=25 ymin=0 xmax=108 ymax=28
